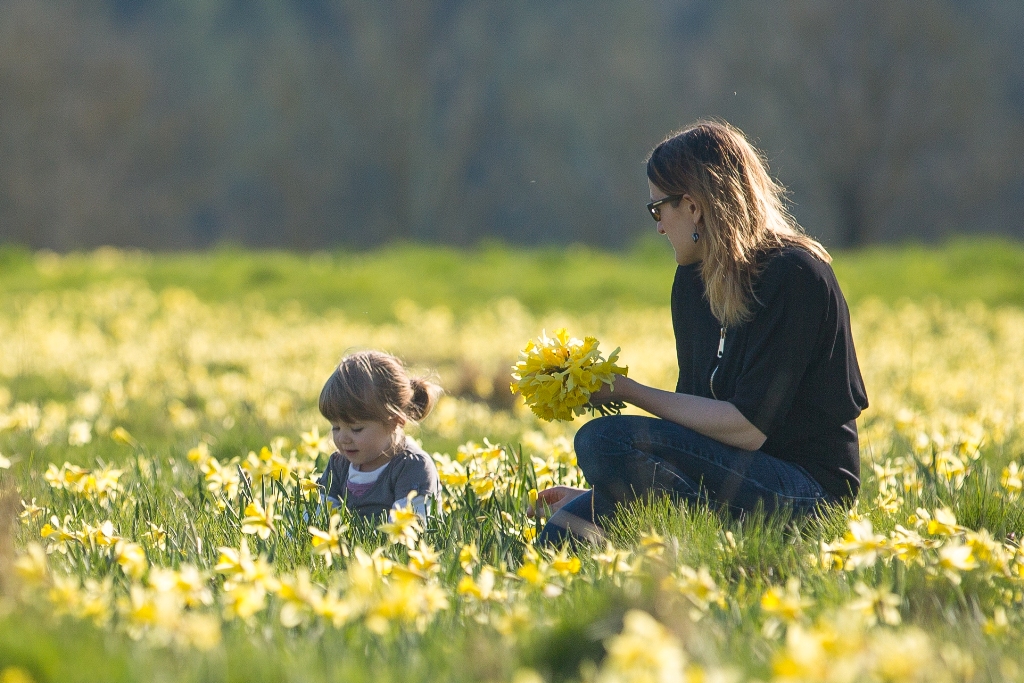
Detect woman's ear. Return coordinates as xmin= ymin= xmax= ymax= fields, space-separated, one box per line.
xmin=682 ymin=194 xmax=702 ymax=226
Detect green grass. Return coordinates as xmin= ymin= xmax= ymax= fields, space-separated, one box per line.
xmin=4 ymin=238 xmax=1024 ymax=682
xmin=0 ymin=241 xmax=675 ymax=322
xmin=832 ymin=238 xmax=1024 ymax=309
xmin=4 ymin=237 xmax=1024 ymax=320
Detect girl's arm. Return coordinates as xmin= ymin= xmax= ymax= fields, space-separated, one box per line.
xmin=591 ymin=377 xmax=767 ymax=451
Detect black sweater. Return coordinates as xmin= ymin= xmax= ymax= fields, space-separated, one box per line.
xmin=671 ymin=247 xmax=868 ymax=499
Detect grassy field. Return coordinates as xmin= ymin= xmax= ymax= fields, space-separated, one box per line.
xmin=3 ymin=239 xmax=1024 ymax=682
xmin=4 ymin=236 xmax=1024 ymax=318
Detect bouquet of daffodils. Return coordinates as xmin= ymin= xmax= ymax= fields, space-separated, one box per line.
xmin=510 ymin=328 xmax=628 ymax=422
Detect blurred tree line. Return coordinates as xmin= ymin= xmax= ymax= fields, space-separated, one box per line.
xmin=0 ymin=0 xmax=1021 ymax=250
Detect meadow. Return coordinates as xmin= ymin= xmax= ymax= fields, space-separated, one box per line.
xmin=2 ymin=239 xmax=1024 ymax=682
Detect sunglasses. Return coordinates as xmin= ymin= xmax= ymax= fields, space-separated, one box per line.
xmin=646 ymin=194 xmax=684 ymax=222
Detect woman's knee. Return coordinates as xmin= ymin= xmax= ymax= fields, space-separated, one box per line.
xmin=573 ymin=416 xmax=629 ymax=476
xmin=574 ymin=415 xmax=636 ymax=453
xmin=574 ymin=416 xmax=659 ymax=495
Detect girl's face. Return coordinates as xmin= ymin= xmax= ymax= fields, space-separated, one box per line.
xmin=648 ymin=180 xmax=705 ymax=266
xmin=330 ymin=418 xmax=399 ymax=472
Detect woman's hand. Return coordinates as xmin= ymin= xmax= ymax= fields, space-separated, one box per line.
xmin=527 ymin=486 xmax=589 ymax=517
xmin=588 ymin=377 xmax=633 ymax=407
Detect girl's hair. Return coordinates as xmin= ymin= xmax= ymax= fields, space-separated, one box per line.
xmin=646 ymin=119 xmax=830 ymax=327
xmin=319 ymin=351 xmax=442 ymax=426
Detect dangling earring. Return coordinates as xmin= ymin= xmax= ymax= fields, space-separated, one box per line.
xmin=692 ymin=232 xmax=700 ymax=243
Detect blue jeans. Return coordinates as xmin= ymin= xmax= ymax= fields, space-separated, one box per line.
xmin=538 ymin=415 xmax=835 ymax=544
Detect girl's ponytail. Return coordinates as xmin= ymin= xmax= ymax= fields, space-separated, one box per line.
xmin=406 ymin=376 xmax=442 ymax=422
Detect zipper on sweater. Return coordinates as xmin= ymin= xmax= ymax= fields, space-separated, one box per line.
xmin=709 ymin=326 xmax=726 ymax=399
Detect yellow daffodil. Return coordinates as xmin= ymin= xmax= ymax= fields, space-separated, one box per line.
xmin=241 ymin=498 xmax=280 ymax=540
xmin=516 ymin=562 xmax=545 ymax=587
xmin=18 ymin=499 xmax=45 ymax=524
xmin=109 ymin=426 xmax=138 ymax=447
xmin=364 ymin=574 xmax=449 ymax=635
xmin=81 ymin=520 xmax=120 ymax=549
xmin=243 ymin=445 xmax=295 ymax=484
xmin=276 ymin=569 xmax=321 ymax=628
xmin=458 ymin=566 xmax=502 ymax=602
xmin=222 ymin=581 xmax=267 ymax=621
xmin=1001 ymin=462 xmax=1023 ymax=498
xmin=378 ymin=495 xmax=422 ymax=547
xmin=596 ymin=610 xmax=686 ymax=683
xmin=312 ymin=590 xmax=360 ymax=628
xmin=147 ymin=565 xmax=213 ymax=608
xmin=592 ymin=542 xmax=633 ymax=577
xmin=549 ymin=549 xmax=582 ymax=577
xmin=407 ymin=541 xmax=441 ymax=575
xmin=459 ymin=543 xmax=479 ymax=573
xmin=0 ymin=667 xmax=34 ymax=683
xmin=760 ymin=578 xmax=811 ymax=623
xmin=142 ymin=523 xmax=167 ymax=551
xmin=639 ymin=529 xmax=666 ymax=558
xmin=115 ymin=540 xmax=148 ymax=580
xmin=662 ymin=565 xmax=724 ymax=616
xmin=175 ymin=613 xmax=222 ymax=651
xmin=187 ymin=442 xmax=211 ymax=464
xmin=309 ymin=513 xmax=349 ymax=567
xmin=435 ymin=456 xmax=469 ymax=488
xmin=299 ymin=426 xmax=331 ymax=459
xmin=48 ymin=575 xmax=84 ymax=616
xmin=13 ymin=543 xmax=49 ymax=585
xmin=511 ymin=328 xmax=627 ymax=422
xmin=847 ymin=582 xmax=902 ymax=626
xmin=823 ymin=518 xmax=889 ymax=569
xmin=888 ymin=525 xmax=939 ymax=566
xmin=67 ymin=420 xmax=92 ymax=446
xmin=516 ymin=547 xmax=553 ymax=591
xmin=771 ymin=623 xmax=830 ymax=681
xmin=199 ymin=456 xmax=242 ymax=500
xmin=40 ymin=515 xmax=82 ymax=553
xmin=77 ymin=577 xmax=113 ymax=626
xmin=925 ymin=507 xmax=963 ymax=536
xmin=937 ymin=542 xmax=978 ymax=584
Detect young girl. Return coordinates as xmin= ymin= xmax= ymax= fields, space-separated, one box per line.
xmin=317 ymin=350 xmax=442 ymax=519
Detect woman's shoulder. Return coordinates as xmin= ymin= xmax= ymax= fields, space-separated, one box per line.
xmin=756 ymin=245 xmax=839 ymax=295
xmin=760 ymin=244 xmax=831 ymax=273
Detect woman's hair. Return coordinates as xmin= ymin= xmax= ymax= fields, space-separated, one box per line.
xmin=319 ymin=350 xmax=442 ymax=426
xmin=646 ymin=119 xmax=830 ymax=327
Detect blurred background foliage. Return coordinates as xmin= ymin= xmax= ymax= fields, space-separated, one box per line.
xmin=0 ymin=0 xmax=1021 ymax=251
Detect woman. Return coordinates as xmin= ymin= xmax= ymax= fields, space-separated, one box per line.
xmin=537 ymin=120 xmax=868 ymax=544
